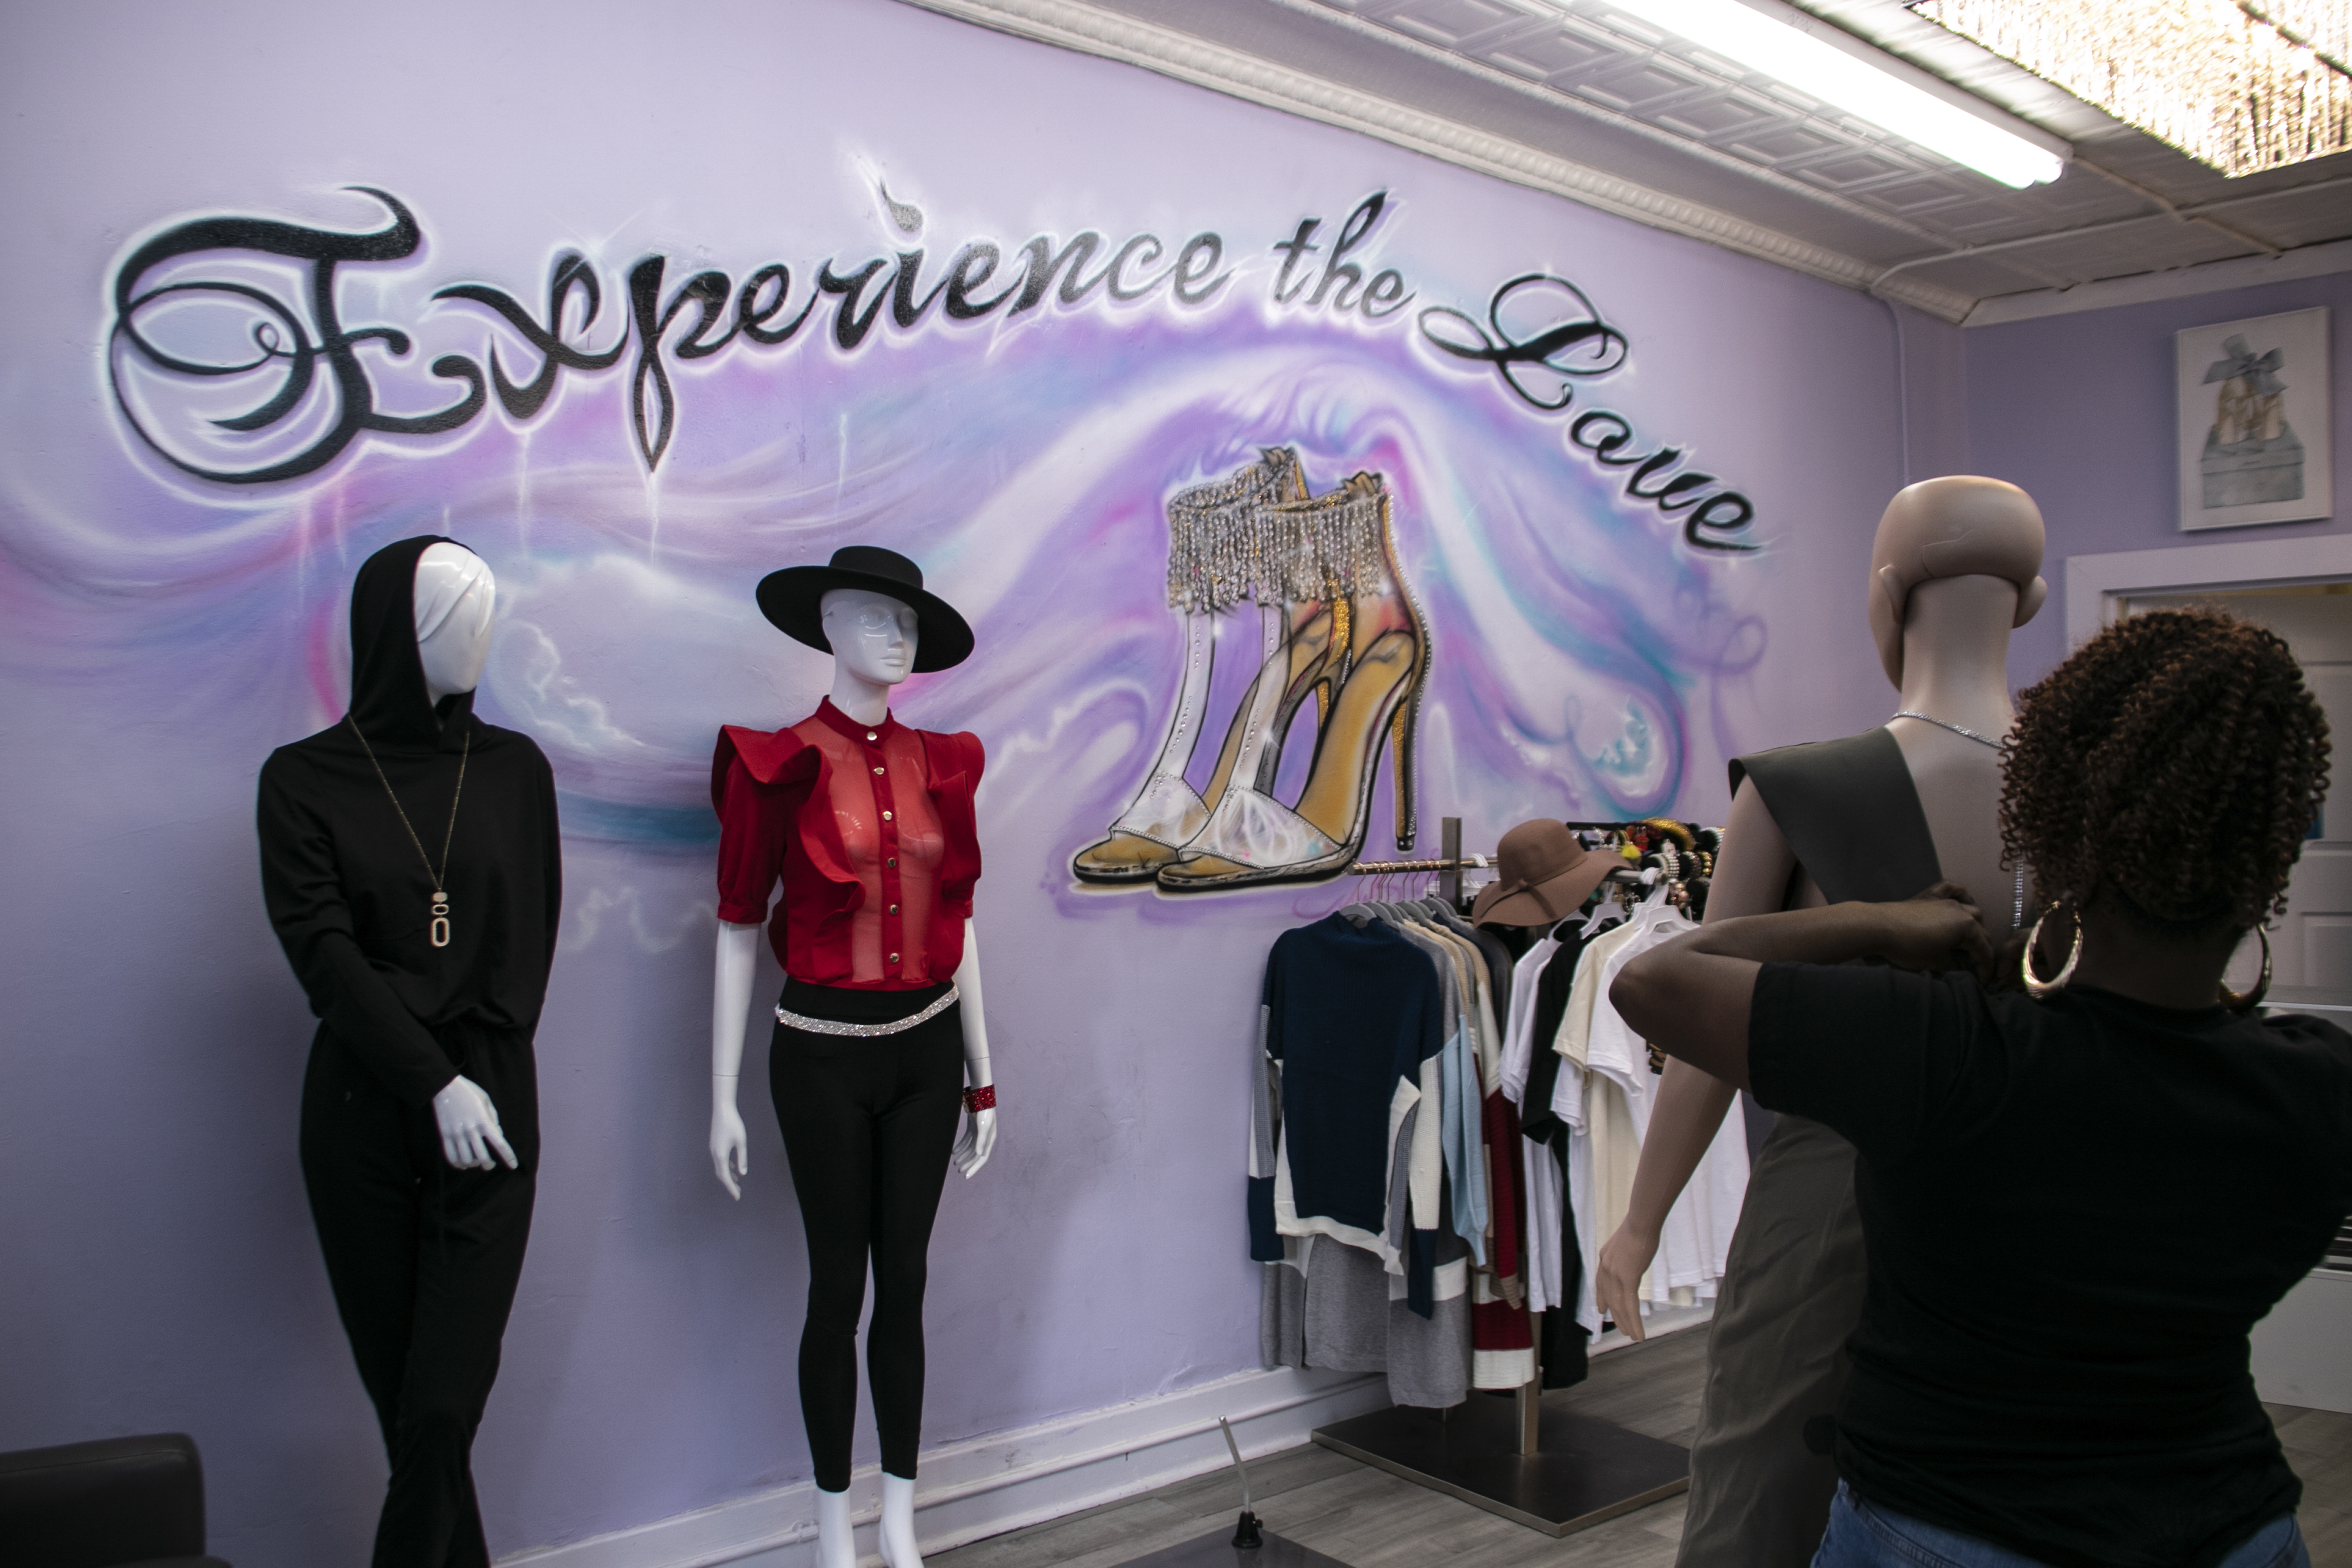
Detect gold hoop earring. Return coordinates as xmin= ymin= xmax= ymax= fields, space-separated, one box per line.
xmin=2218 ymin=927 xmax=2272 ymax=1014
xmin=2022 ymin=904 xmax=2082 ymax=999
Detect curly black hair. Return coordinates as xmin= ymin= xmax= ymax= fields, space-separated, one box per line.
xmin=2002 ymin=606 xmax=2329 ymax=935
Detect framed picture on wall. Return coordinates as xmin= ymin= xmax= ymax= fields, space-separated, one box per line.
xmin=2177 ymin=307 xmax=2333 ymax=531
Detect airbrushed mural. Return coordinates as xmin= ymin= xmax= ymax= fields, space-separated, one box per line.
xmin=98 ymin=182 xmax=1763 ymax=896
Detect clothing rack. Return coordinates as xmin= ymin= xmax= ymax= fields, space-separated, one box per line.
xmin=1314 ymin=816 xmax=1693 ymax=1536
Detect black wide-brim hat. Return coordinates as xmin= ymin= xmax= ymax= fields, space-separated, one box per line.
xmin=756 ymin=546 xmax=974 ymax=672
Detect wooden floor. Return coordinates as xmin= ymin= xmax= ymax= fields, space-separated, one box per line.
xmin=931 ymin=1329 xmax=2352 ymax=1568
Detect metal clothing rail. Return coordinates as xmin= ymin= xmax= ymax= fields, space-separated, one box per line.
xmin=1316 ymin=814 xmax=1693 ymax=1536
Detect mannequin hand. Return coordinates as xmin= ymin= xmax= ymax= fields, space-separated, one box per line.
xmin=1596 ymin=1221 xmax=1658 ymax=1342
xmin=432 ymin=1076 xmax=516 ymax=1171
xmin=952 ymin=1105 xmax=996 ymax=1179
xmin=711 ymin=1095 xmax=749 ymax=1201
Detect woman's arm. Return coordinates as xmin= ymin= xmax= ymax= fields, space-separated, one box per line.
xmin=1610 ymin=886 xmax=1994 ymax=1091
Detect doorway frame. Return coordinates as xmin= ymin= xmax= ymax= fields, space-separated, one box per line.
xmin=2065 ymin=534 xmax=2352 ymax=645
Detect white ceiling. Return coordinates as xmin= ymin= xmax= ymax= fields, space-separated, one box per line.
xmin=900 ymin=0 xmax=2352 ymax=323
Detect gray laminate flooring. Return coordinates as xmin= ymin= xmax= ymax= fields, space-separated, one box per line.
xmin=929 ymin=1328 xmax=2352 ymax=1568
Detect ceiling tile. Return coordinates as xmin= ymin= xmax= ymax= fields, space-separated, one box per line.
xmin=1573 ymin=59 xmax=1707 ymax=110
xmin=1382 ymin=0 xmax=1541 ymax=45
xmin=1726 ymin=125 xmax=1843 ymax=163
xmin=1478 ymin=25 xmax=1618 ymax=78
xmin=1859 ymin=175 xmax=1980 ymax=213
xmin=1656 ymin=90 xmax=1780 ymax=138
xmin=1793 ymin=150 xmax=1913 ymax=188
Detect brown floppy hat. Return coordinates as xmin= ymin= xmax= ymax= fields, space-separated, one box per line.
xmin=1471 ymin=819 xmax=1619 ymax=927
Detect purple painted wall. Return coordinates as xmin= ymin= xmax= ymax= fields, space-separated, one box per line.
xmin=0 ymin=2 xmax=2121 ymax=1565
xmin=1967 ymin=275 xmax=2352 ymax=687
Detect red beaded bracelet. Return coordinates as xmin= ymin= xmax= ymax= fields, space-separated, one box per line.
xmin=963 ymin=1085 xmax=996 ymax=1114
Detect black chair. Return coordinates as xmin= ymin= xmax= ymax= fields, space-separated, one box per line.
xmin=0 ymin=1433 xmax=231 ymax=1567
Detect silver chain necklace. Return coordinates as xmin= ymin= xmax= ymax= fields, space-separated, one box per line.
xmin=348 ymin=716 xmax=471 ymax=949
xmin=1892 ymin=711 xmax=2003 ymax=748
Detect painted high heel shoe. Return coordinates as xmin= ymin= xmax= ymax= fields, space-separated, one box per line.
xmin=1155 ymin=473 xmax=1430 ymax=892
xmin=1073 ymin=450 xmax=1333 ymax=883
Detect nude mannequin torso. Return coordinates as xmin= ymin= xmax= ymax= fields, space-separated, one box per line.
xmin=1597 ymin=480 xmax=2043 ymax=1339
xmin=1593 ymin=476 xmax=2046 ymax=1568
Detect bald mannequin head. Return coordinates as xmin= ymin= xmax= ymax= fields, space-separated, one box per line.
xmin=1869 ymin=476 xmax=2048 ymax=688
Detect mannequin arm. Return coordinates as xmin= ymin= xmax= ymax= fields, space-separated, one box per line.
xmin=951 ymin=918 xmax=996 ymax=1178
xmin=1595 ymin=777 xmax=1798 ymax=1339
xmin=434 ymin=1075 xmax=517 ymax=1170
xmin=710 ymin=920 xmax=763 ymax=1199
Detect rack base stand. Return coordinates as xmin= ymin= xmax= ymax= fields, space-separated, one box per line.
xmin=1312 ymin=1399 xmax=1689 ymax=1537
xmin=1112 ymin=1530 xmax=1352 ymax=1567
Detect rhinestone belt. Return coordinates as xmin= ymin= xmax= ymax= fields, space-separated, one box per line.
xmin=776 ymin=984 xmax=959 ymax=1038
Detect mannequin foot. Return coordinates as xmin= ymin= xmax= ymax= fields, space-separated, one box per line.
xmin=814 ymin=1486 xmax=857 ymax=1568
xmin=879 ymin=1472 xmax=923 ymax=1568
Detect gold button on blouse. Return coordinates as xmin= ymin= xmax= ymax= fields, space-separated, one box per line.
xmin=866 ymin=731 xmax=878 ymax=741
xmin=873 ymin=766 xmax=884 ymax=775
xmin=882 ymin=810 xmax=893 ymax=821
xmin=888 ymin=903 xmax=899 ymax=914
xmin=888 ymin=952 xmax=901 ymax=964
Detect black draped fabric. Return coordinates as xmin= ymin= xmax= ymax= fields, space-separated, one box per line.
xmin=1730 ymin=728 xmax=1941 ymax=907
xmin=256 ymin=535 xmax=559 ymax=1568
xmin=259 ymin=535 xmax=562 ymax=1108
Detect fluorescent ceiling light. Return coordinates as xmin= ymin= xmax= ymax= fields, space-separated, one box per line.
xmin=1596 ymin=0 xmax=2070 ymax=187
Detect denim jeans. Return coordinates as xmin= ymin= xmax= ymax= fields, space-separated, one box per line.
xmin=1810 ymin=1481 xmax=2308 ymax=1568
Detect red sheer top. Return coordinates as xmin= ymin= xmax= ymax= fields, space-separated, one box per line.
xmin=712 ymin=699 xmax=983 ymax=989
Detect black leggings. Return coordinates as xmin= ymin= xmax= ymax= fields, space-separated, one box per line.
xmin=300 ymin=1021 xmax=537 ymax=1568
xmin=770 ymin=982 xmax=964 ymax=1493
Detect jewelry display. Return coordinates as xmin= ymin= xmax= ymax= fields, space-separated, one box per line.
xmin=348 ymin=715 xmax=472 ymax=949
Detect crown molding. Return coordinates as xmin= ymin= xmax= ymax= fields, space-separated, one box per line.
xmin=893 ymin=0 xmax=1982 ymax=321
xmin=1962 ymin=237 xmax=2352 ymax=326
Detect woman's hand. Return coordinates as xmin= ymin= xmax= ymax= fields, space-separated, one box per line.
xmin=1882 ymin=882 xmax=1998 ymax=980
xmin=1596 ymin=1221 xmax=1659 ymax=1342
xmin=711 ymin=1078 xmax=749 ymax=1200
xmin=953 ymin=1104 xmax=996 ymax=1178
xmin=432 ymin=1075 xmax=517 ymax=1171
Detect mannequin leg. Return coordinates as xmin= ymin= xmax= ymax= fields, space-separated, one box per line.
xmin=302 ymin=1029 xmax=537 ymax=1568
xmin=773 ymin=1028 xmax=876 ymax=1497
xmin=865 ymin=1019 xmax=962 ymax=1488
xmin=1675 ymin=1114 xmax=1865 ymax=1568
xmin=773 ymin=1011 xmax=963 ymax=1568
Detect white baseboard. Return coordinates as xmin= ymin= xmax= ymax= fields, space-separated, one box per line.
xmin=497 ymin=1366 xmax=1388 ymax=1568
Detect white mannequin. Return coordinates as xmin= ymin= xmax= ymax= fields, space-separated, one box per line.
xmin=708 ymin=586 xmax=997 ymax=1568
xmin=1597 ymin=476 xmax=2043 ymax=1335
xmin=410 ymin=542 xmax=517 ymax=1175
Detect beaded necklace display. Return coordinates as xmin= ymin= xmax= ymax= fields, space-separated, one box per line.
xmin=348 ymin=715 xmax=471 ymax=949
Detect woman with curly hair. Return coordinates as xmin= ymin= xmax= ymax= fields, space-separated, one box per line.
xmin=1613 ymin=607 xmax=2346 ymax=1568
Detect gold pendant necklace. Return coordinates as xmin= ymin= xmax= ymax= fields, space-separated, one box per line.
xmin=348 ymin=715 xmax=471 ymax=949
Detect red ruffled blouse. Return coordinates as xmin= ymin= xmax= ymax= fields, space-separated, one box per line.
xmin=712 ymin=698 xmax=984 ymax=989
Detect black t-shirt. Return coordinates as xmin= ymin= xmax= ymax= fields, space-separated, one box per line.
xmin=1749 ymin=962 xmax=2352 ymax=1568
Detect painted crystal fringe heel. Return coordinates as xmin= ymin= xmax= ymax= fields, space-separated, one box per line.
xmin=1156 ymin=473 xmax=1429 ymax=892
xmin=1071 ymin=449 xmax=1328 ymax=883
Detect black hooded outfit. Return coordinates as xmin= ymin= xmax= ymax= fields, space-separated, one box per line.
xmin=257 ymin=536 xmax=560 ymax=1568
